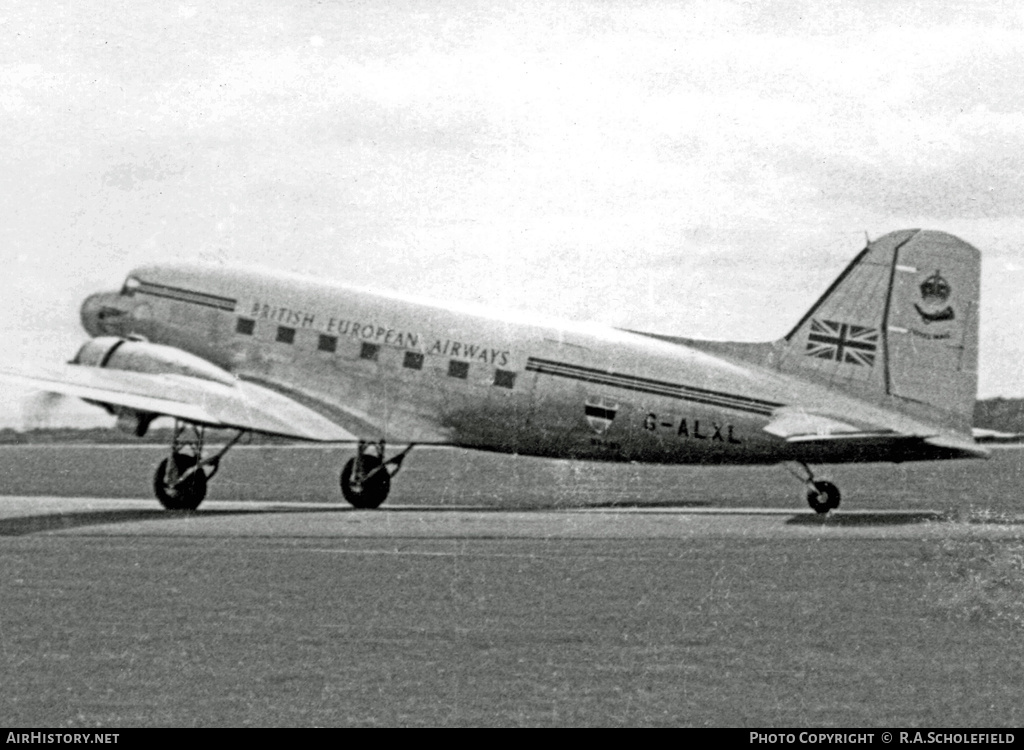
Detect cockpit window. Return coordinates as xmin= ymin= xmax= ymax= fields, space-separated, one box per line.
xmin=121 ymin=276 xmax=141 ymax=296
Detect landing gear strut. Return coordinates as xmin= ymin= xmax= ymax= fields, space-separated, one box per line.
xmin=788 ymin=461 xmax=841 ymax=514
xmin=339 ymin=440 xmax=414 ymax=509
xmin=153 ymin=422 xmax=246 ymax=510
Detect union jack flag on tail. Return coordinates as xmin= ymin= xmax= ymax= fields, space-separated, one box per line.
xmin=805 ymin=319 xmax=879 ymax=367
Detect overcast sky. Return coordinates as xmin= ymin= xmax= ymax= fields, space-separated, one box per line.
xmin=2 ymin=0 xmax=1024 ymax=427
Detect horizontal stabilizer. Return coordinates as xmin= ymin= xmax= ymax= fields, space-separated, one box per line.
xmin=781 ymin=431 xmax=910 ymax=444
xmin=927 ymin=433 xmax=990 ymax=458
xmin=971 ymin=427 xmax=1024 ymax=443
xmin=764 ymin=407 xmax=989 ymax=459
xmin=763 ymin=409 xmax=901 ymax=442
xmin=0 ymin=364 xmax=356 ymax=442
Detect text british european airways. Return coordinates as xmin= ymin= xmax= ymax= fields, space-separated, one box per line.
xmin=326 ymin=318 xmax=420 ymax=349
xmin=251 ymin=302 xmax=510 ymax=365
xmin=252 ymin=302 xmax=316 ymax=328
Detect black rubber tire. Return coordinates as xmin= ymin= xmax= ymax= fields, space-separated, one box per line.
xmin=154 ymin=454 xmax=208 ymax=511
xmin=340 ymin=455 xmax=391 ymax=509
xmin=806 ymin=480 xmax=840 ymax=514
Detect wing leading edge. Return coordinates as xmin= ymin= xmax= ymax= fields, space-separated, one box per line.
xmin=0 ymin=364 xmax=356 ymax=442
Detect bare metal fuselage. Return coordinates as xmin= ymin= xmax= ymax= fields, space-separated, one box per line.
xmin=83 ymin=263 xmax=963 ymax=467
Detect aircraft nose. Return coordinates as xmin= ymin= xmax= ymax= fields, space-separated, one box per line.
xmin=80 ymin=293 xmax=104 ymax=336
xmin=80 ymin=292 xmax=124 ymax=337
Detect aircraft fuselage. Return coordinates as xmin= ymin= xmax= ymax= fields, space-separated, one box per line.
xmin=79 ymin=262 xmax=957 ymax=466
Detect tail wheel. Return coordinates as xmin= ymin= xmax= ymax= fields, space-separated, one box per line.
xmin=807 ymin=480 xmax=840 ymax=514
xmin=154 ymin=454 xmax=208 ymax=511
xmin=340 ymin=455 xmax=391 ymax=509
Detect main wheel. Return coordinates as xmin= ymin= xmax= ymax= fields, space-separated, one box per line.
xmin=340 ymin=455 xmax=391 ymax=509
xmin=154 ymin=454 xmax=208 ymax=511
xmin=806 ymin=480 xmax=840 ymax=514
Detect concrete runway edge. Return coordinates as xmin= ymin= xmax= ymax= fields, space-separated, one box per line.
xmin=3 ymin=496 xmax=1022 ymax=540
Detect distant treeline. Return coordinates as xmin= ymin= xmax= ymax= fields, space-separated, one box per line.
xmin=1 ymin=397 xmax=1022 ymax=444
xmin=973 ymin=398 xmax=1024 ymax=434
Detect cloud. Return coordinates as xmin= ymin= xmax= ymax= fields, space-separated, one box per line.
xmin=772 ymin=108 xmax=1024 ymax=220
xmin=3 ymin=0 xmax=1024 ymax=403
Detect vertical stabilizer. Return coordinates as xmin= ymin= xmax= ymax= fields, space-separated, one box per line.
xmin=777 ymin=229 xmax=980 ymax=432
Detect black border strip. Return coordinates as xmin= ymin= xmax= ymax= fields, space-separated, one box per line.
xmin=136 ymin=281 xmax=237 ymax=312
xmin=526 ymin=357 xmax=783 ymax=416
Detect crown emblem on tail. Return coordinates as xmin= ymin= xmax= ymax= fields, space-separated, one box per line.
xmin=914 ymin=269 xmax=955 ymax=324
xmin=920 ymin=269 xmax=951 ymax=303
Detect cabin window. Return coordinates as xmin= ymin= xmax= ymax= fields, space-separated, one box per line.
xmin=403 ymin=351 xmax=424 ymax=370
xmin=493 ymin=369 xmax=516 ymax=389
xmin=121 ymin=276 xmax=141 ymax=297
xmin=236 ymin=318 xmax=255 ymax=336
xmin=276 ymin=326 xmax=295 ymax=344
xmin=318 ymin=334 xmax=337 ymax=353
xmin=360 ymin=342 xmax=380 ymax=361
xmin=448 ymin=360 xmax=469 ymax=379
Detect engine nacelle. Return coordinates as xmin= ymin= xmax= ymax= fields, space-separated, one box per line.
xmin=72 ymin=336 xmax=236 ymax=387
xmin=115 ymin=408 xmax=157 ymax=437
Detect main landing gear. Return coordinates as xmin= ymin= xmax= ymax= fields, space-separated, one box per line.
xmin=153 ymin=422 xmax=245 ymax=510
xmin=788 ymin=461 xmax=841 ymax=514
xmin=339 ymin=440 xmax=414 ymax=509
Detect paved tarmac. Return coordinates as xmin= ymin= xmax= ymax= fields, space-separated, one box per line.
xmin=2 ymin=495 xmax=1022 ymax=541
xmin=3 ymin=495 xmax=1023 ymax=727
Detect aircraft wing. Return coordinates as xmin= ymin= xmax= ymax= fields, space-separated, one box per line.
xmin=764 ymin=408 xmax=988 ymax=458
xmin=0 ymin=364 xmax=356 ymax=442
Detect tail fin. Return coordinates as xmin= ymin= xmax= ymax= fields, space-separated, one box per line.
xmin=777 ymin=229 xmax=980 ymax=432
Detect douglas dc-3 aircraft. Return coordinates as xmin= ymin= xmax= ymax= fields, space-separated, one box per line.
xmin=1 ymin=229 xmax=987 ymax=513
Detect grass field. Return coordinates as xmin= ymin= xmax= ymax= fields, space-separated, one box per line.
xmin=0 ymin=446 xmax=1022 ymax=726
